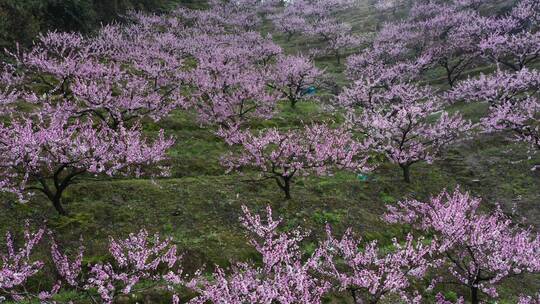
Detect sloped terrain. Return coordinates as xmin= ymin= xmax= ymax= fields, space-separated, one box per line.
xmin=0 ymin=0 xmax=539 ymax=303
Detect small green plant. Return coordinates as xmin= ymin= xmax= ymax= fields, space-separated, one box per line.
xmin=312 ymin=210 xmax=343 ymax=225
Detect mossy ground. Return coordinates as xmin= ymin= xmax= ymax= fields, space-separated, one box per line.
xmin=1 ymin=1 xmax=539 ymax=303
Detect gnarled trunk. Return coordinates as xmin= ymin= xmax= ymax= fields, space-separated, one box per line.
xmin=51 ymin=196 xmax=68 ymax=216
xmin=400 ymin=163 xmax=411 ymax=183
xmin=276 ymin=175 xmax=292 ymax=200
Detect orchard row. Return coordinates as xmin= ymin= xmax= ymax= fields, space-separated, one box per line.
xmin=2 ymin=189 xmax=540 ymax=303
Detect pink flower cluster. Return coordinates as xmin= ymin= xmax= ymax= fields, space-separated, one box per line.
xmin=316 ymin=226 xmax=432 ymax=303
xmin=344 ymin=83 xmax=471 ymax=182
xmin=0 ymin=108 xmax=174 ymax=215
xmin=0 ymin=14 xmax=190 ymax=214
xmin=385 ymin=188 xmax=540 ymax=303
xmin=188 ymin=205 xmax=331 ymax=304
xmin=0 ymin=225 xmax=183 ymax=303
xmin=221 ymin=124 xmax=372 ymax=199
xmin=451 ymin=68 xmax=540 ymax=151
xmin=268 ymin=55 xmax=324 ymax=108
xmin=269 ymin=0 xmax=362 ymax=62
xmin=86 ymin=230 xmax=183 ymax=303
xmin=0 ymin=222 xmax=45 ymax=301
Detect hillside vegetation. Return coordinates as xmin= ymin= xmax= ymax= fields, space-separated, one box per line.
xmin=0 ymin=0 xmax=539 ymax=303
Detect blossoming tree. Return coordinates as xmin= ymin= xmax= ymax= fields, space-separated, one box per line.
xmin=385 ymin=188 xmax=540 ymax=303
xmin=268 ymin=55 xmax=324 ymax=108
xmin=451 ymin=68 xmax=540 ymax=151
xmin=347 ymin=84 xmax=471 ymax=182
xmin=221 ymin=124 xmax=371 ymax=199
xmin=0 ymin=110 xmax=174 ymax=215
xmin=188 ymin=205 xmax=331 ymax=303
xmin=315 ymin=227 xmax=432 ymax=303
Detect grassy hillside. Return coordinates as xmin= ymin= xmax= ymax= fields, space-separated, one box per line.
xmin=0 ymin=0 xmax=539 ymax=303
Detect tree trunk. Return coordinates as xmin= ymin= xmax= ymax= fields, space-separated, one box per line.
xmin=283 ymin=178 xmax=291 ymax=200
xmin=350 ymin=288 xmax=367 ymax=304
xmin=400 ymin=164 xmax=411 ymax=183
xmin=350 ymin=288 xmax=359 ymax=304
xmin=448 ymin=75 xmax=455 ymax=88
xmin=442 ymin=61 xmax=455 ymax=88
xmin=445 ymin=66 xmax=455 ymax=88
xmin=286 ymin=32 xmax=293 ymax=42
xmin=37 ymin=178 xmax=69 ymax=216
xmin=51 ymin=196 xmax=68 ymax=216
xmin=290 ymin=98 xmax=297 ymax=109
xmin=276 ymin=176 xmax=292 ymax=200
xmin=37 ymin=167 xmax=85 ymax=216
xmin=471 ymin=286 xmax=479 ymax=304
